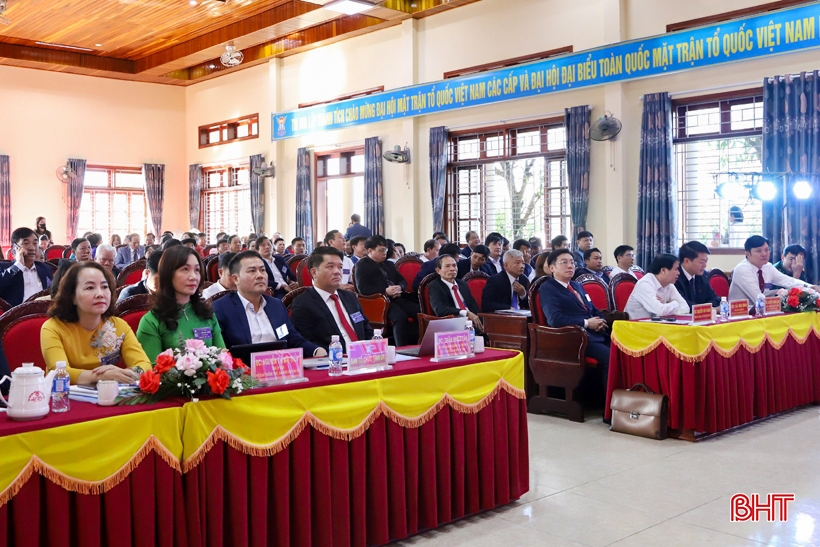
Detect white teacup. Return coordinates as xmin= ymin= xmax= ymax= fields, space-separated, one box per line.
xmin=97 ymin=380 xmax=119 ymax=406
xmin=387 ymin=346 xmax=397 ymax=365
xmin=475 ymin=337 xmax=485 ymax=353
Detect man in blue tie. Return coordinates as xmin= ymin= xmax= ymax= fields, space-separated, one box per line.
xmin=480 ymin=249 xmax=530 ymax=312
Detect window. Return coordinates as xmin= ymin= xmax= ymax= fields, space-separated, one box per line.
xmin=314 ymin=148 xmax=366 ymax=239
xmin=77 ymin=166 xmax=153 ymax=243
xmin=198 ymin=114 xmax=259 ymax=148
xmin=673 ymin=91 xmax=763 ymax=249
xmin=201 ymin=165 xmax=253 ymax=242
xmin=445 ymin=120 xmax=568 ymax=244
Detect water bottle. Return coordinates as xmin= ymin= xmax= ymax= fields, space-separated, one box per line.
xmin=328 ymin=335 xmax=343 ymax=377
xmin=465 ymin=320 xmax=476 ymax=353
xmin=52 ymin=361 xmax=70 ymax=413
xmin=372 ymin=329 xmax=383 ymax=340
xmin=755 ymin=293 xmax=766 ymax=317
xmin=719 ymin=297 xmax=729 ymax=322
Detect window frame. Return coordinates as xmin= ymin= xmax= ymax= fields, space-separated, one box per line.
xmin=77 ymin=164 xmax=152 ymax=241
xmin=198 ymin=113 xmax=259 ymax=149
xmin=200 ymin=164 xmax=253 ymax=241
xmin=314 ymin=146 xmax=366 ymax=240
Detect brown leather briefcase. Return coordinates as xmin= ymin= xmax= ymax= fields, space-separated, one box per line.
xmin=609 ymin=383 xmax=668 ymax=440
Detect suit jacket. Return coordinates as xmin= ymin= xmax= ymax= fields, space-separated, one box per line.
xmin=212 ymin=291 xmax=319 ymax=358
xmin=429 ymin=277 xmax=480 ymax=317
xmin=572 ymin=249 xmax=585 ymax=268
xmin=460 ymin=246 xmax=472 ymax=259
xmin=456 ymin=259 xmax=485 ymax=280
xmin=290 ymin=288 xmax=373 ymax=352
xmin=263 ymin=256 xmax=297 ymax=297
xmin=539 ymin=277 xmax=608 ymax=344
xmin=344 ymin=223 xmax=372 ymax=240
xmin=481 ymin=271 xmax=530 ymax=312
xmin=355 ymin=256 xmax=406 ymax=296
xmin=117 ymin=280 xmax=149 ymax=303
xmin=412 ymin=259 xmax=439 ymax=292
xmin=674 ymin=267 xmax=720 ymax=309
xmin=0 ymin=261 xmax=52 ymax=306
xmin=114 ymin=245 xmax=146 ymax=269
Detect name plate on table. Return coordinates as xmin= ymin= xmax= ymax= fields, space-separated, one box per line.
xmin=343 ymin=338 xmax=391 ymax=375
xmin=765 ymin=296 xmax=784 ymax=315
xmin=692 ymin=303 xmax=713 ymax=324
xmin=729 ymin=299 xmax=750 ymax=318
xmin=431 ymin=331 xmax=473 ymax=363
xmin=251 ymin=348 xmax=309 ymax=386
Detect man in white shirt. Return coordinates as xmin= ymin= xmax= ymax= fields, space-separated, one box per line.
xmin=728 ymin=235 xmax=816 ymax=305
xmin=323 ymin=230 xmax=355 ymax=290
xmin=256 ymin=236 xmax=297 ymax=298
xmin=484 ymin=234 xmax=504 ymax=274
xmin=348 ymin=236 xmax=367 ymax=265
xmin=202 ymin=252 xmax=237 ymax=299
xmin=610 ymin=244 xmax=637 ymax=279
xmin=0 ymin=227 xmax=52 ymax=306
xmin=419 ymin=239 xmax=439 ymax=263
xmin=624 ymin=253 xmax=690 ymax=320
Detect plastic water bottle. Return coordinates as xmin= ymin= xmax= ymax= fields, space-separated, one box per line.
xmin=328 ymin=335 xmax=343 ymax=377
xmin=51 ymin=361 xmax=70 ymax=413
xmin=372 ymin=329 xmax=383 ymax=340
xmin=719 ymin=297 xmax=729 ymax=322
xmin=465 ymin=320 xmax=476 ymax=353
xmin=755 ymin=294 xmax=766 ymax=317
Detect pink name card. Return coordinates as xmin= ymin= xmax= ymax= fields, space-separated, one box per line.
xmin=432 ymin=331 xmax=473 ymax=362
xmin=347 ymin=338 xmax=389 ymax=372
xmin=251 ymin=348 xmax=307 ymax=385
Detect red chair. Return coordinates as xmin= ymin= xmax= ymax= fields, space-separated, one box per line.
xmin=114 ymin=294 xmax=151 ymax=334
xmin=286 ymin=254 xmax=307 ymax=271
xmin=25 ymin=289 xmax=51 ymax=302
xmin=575 ymin=274 xmax=609 ymax=311
xmin=0 ymin=301 xmax=53 ymax=372
xmin=62 ymin=247 xmax=73 ymax=259
xmin=205 ymin=290 xmax=233 ymax=306
xmin=0 ymin=297 xmax=11 ymax=313
xmin=707 ymin=269 xmax=730 ymax=299
xmin=395 ymin=255 xmax=423 ymax=293
xmin=462 ymin=271 xmax=489 ymax=310
xmin=44 ymin=245 xmax=68 ymax=261
xmin=117 ymin=259 xmax=146 ymax=287
xmin=357 ymin=294 xmax=390 ymax=331
xmin=282 ymin=286 xmax=309 ymax=314
xmin=296 ymin=261 xmax=313 ymax=287
xmin=629 ymin=266 xmax=645 ymax=279
xmin=417 ymin=273 xmax=437 ymax=315
xmin=608 ymin=273 xmax=637 ymax=312
xmin=207 ymin=256 xmax=220 ymax=283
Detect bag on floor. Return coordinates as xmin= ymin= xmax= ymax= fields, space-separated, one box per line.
xmin=609 ymin=383 xmax=668 ymax=440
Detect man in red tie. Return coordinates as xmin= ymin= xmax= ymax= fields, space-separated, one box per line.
xmin=290 ymin=247 xmax=374 ymax=352
xmin=428 ymin=255 xmax=484 ymax=332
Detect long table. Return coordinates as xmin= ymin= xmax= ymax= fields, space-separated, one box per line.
xmin=604 ymin=312 xmax=820 ymax=438
xmin=0 ymin=349 xmax=528 ymax=547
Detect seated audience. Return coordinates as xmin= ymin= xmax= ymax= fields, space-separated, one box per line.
xmin=349 ymin=235 xmax=367 ymax=264
xmin=484 ymin=234 xmax=505 ymax=274
xmin=610 ymin=245 xmax=636 ymax=278
xmin=582 ymin=248 xmax=609 ymax=284
xmin=118 ymin=250 xmax=162 ymax=302
xmin=137 ymin=246 xmax=225 ymax=362
xmin=344 ymin=213 xmax=373 ymax=240
xmin=114 ymin=233 xmax=144 ymax=269
xmin=38 ymin=234 xmax=51 ymax=259
xmin=214 ymin=238 xmax=229 ymax=255
xmin=355 ymin=235 xmax=419 ymax=346
xmin=624 ymin=253 xmax=689 ymax=319
xmin=728 ymin=236 xmax=816 ymax=305
xmin=420 ymin=239 xmax=440 ymax=263
xmin=429 ymin=255 xmax=483 ymax=331
xmin=461 ymin=230 xmax=480 ymax=258
xmin=34 ymin=216 xmax=50 ymax=240
xmin=213 ymin=251 xmax=324 ymax=357
xmin=0 ymin=227 xmax=53 ymax=306
xmin=481 ymin=249 xmax=531 ymax=312
xmin=41 ymin=262 xmax=150 ymax=386
xmin=273 ymin=238 xmax=287 ymax=255
xmin=95 ymin=243 xmax=120 ymax=278
xmin=393 ymin=243 xmax=406 ymax=260
xmin=256 ymin=236 xmax=298 ymax=298
xmin=512 ymin=239 xmax=535 ymax=281
xmin=413 ymin=243 xmax=461 ymax=292
xmin=292 ymin=237 xmax=307 ymax=255
xmin=215 ymin=232 xmax=228 ymax=244
xmin=290 ymin=247 xmax=373 ymax=352
xmin=38 ymin=259 xmax=74 ymax=301
xmin=228 ymin=235 xmax=243 ymax=253
xmin=87 ymin=233 xmax=103 ymax=259
xmin=528 ymin=237 xmax=542 ymax=266
xmin=324 ymin=230 xmax=355 ymax=290
xmin=675 ymin=241 xmax=720 ymax=309
xmin=181 ymin=238 xmax=197 ymax=250
xmin=71 ymin=237 xmax=93 ymax=262
xmin=202 ymin=252 xmax=237 ymax=299
xmin=539 ymin=248 xmax=610 ymax=383
xmin=457 ymin=244 xmax=490 ymax=278
xmin=551 ymin=235 xmax=569 ymax=250
xmin=534 ymin=252 xmax=550 ymax=278
xmin=162 ymin=238 xmax=182 ymax=251
xmin=197 ymin=233 xmax=207 ymax=255
xmin=110 ymin=234 xmax=122 ymax=247
xmin=145 ymin=233 xmax=156 ymax=246
xmin=573 ymin=231 xmax=594 ymax=268
xmin=773 ymin=244 xmax=807 ymax=283
xmin=432 ymin=231 xmax=448 ymax=242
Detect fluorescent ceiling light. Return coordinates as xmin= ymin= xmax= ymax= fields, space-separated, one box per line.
xmin=36 ymin=41 xmax=93 ymax=52
xmin=324 ymin=0 xmax=372 ymax=15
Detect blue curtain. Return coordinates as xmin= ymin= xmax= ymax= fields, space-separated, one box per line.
xmin=295 ymin=147 xmax=313 ymax=252
xmin=762 ymin=72 xmax=820 ymax=284
xmin=188 ymin=164 xmax=202 ymax=231
xmin=143 ymin=164 xmax=165 ymax=235
xmin=636 ymin=93 xmax=677 ymax=271
xmin=66 ymin=158 xmax=86 ymax=241
xmin=364 ymin=137 xmax=384 ymax=236
xmin=565 ymin=105 xmax=591 ymax=232
xmin=249 ymin=154 xmax=265 ymax=234
xmin=0 ymin=156 xmax=9 ymax=249
xmin=429 ymin=126 xmax=448 ymax=232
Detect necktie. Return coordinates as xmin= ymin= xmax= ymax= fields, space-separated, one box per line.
xmin=452 ymin=285 xmax=466 ymax=310
xmin=568 ymin=285 xmax=585 ymax=307
xmin=330 ymin=294 xmax=359 ymax=342
xmin=511 ymin=284 xmax=519 ymax=309
xmin=690 ymin=277 xmax=696 ymax=298
xmin=757 ymin=269 xmax=765 ymax=292
xmin=132 ymin=249 xmax=137 ymax=263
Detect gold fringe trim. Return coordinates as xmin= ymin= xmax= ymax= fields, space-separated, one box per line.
xmin=0 ymin=436 xmax=181 ymax=508
xmin=182 ymin=379 xmax=525 ymax=472
xmin=613 ymin=325 xmax=820 ymax=362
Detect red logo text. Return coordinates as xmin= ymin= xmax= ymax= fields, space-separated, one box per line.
xmin=731 ymin=494 xmax=795 ymax=522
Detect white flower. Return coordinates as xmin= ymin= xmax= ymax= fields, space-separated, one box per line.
xmin=176 ymin=353 xmax=201 ymax=377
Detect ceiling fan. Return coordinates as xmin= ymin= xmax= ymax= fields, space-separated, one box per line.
xmin=0 ymin=1 xmax=11 ymax=25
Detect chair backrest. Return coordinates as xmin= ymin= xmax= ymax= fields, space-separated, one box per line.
xmin=207 ymin=256 xmax=220 ymax=283
xmin=205 ymin=290 xmax=233 ymax=306
xmin=707 ymin=268 xmax=730 ymax=299
xmin=462 ymin=271 xmax=489 ymax=310
xmin=282 ymin=286 xmax=309 ymax=311
xmin=629 ymin=265 xmax=645 ymax=279
xmin=601 ymin=265 xmax=613 ymax=277
xmin=528 ymin=276 xmax=549 ymax=326
xmin=417 ymin=273 xmax=437 ymax=315
xmin=609 ymin=272 xmax=637 ymax=312
xmin=62 ymin=247 xmax=73 ymax=259
xmin=0 ymin=297 xmax=11 ymax=313
xmin=25 ymin=288 xmax=51 ymax=302
xmin=572 ymin=267 xmax=593 ymax=280
xmin=44 ymin=245 xmax=67 ymax=261
xmin=395 ymin=255 xmax=423 ymax=292
xmin=286 ymin=254 xmax=307 ymax=270
xmin=575 ymin=273 xmax=609 ymax=311
xmin=5 ymin=247 xmax=14 ymax=260
xmin=527 ymin=323 xmax=588 ymax=368
xmin=38 ymin=260 xmax=58 ymax=274
xmin=202 ymin=244 xmax=216 ymax=256
xmin=357 ymin=293 xmax=390 ymax=330
xmin=117 ymin=259 xmax=146 ymax=287
xmin=114 ymin=294 xmax=152 ymax=333
xmin=296 ymin=261 xmax=313 ymax=287
xmin=0 ymin=301 xmax=53 ymax=372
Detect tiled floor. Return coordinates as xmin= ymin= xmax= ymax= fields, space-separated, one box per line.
xmin=396 ymin=407 xmax=820 ymax=547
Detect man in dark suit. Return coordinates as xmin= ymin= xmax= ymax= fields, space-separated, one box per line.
xmin=460 ymin=231 xmax=481 ymax=258
xmin=675 ymin=241 xmax=720 ymax=310
xmin=457 ymin=244 xmax=490 ymax=279
xmin=117 ymin=250 xmax=162 ymax=303
xmin=343 ymin=214 xmax=372 ymax=240
xmin=429 ymin=255 xmax=484 ymax=329
xmin=256 ymin=235 xmax=298 ymax=299
xmin=354 ymin=235 xmax=419 ymax=346
xmin=481 ymin=249 xmax=531 ymax=312
xmin=212 ymin=251 xmax=325 ymax=358
xmin=412 ymin=243 xmax=461 ymax=292
xmin=0 ymin=227 xmax=53 ymax=306
xmin=582 ymin=247 xmax=610 ymax=285
xmin=114 ymin=233 xmax=145 ymax=270
xmin=291 ymin=247 xmax=373 ymax=352
xmin=540 ymin=248 xmax=611 ymax=393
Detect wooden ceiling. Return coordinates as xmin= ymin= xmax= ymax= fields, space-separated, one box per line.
xmin=0 ymin=0 xmax=480 ymax=85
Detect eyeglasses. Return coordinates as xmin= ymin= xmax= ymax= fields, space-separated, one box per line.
xmin=554 ymin=260 xmax=574 ymax=266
